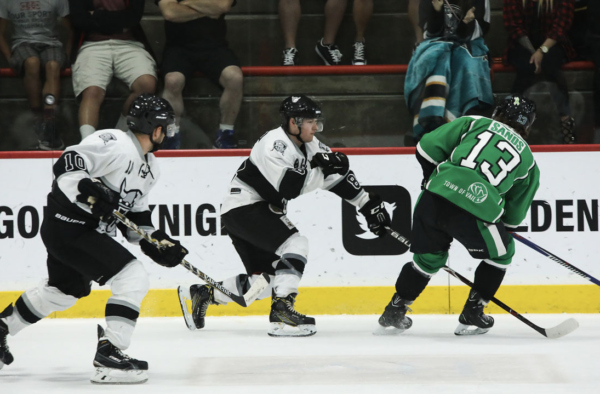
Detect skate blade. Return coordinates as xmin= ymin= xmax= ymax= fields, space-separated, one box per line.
xmin=267 ymin=322 xmax=316 ymax=337
xmin=90 ymin=367 xmax=148 ymax=384
xmin=454 ymin=323 xmax=490 ymax=336
xmin=372 ymin=324 xmax=407 ymax=336
xmin=177 ymin=285 xmax=196 ymax=331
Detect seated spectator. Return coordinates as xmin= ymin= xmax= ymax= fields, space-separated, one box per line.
xmin=586 ymin=0 xmax=600 ymax=142
xmin=0 ymin=0 xmax=72 ymax=150
xmin=568 ymin=0 xmax=589 ymax=60
xmin=69 ymin=0 xmax=157 ymax=141
xmin=157 ymin=0 xmax=242 ymax=149
xmin=279 ymin=0 xmax=373 ymax=66
xmin=504 ymin=0 xmax=576 ymax=144
xmin=409 ymin=0 xmax=424 ymax=46
xmin=405 ymin=0 xmax=493 ymax=142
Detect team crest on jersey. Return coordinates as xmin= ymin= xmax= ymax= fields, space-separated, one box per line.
xmin=138 ymin=163 xmax=153 ymax=179
xmin=318 ymin=142 xmax=329 ymax=152
xmin=98 ymin=132 xmax=117 ymax=145
xmin=272 ymin=140 xmax=287 ymax=155
xmin=467 ymin=182 xmax=488 ymax=203
xmin=293 ymin=158 xmax=307 ymax=172
xmin=118 ymin=179 xmax=143 ymax=211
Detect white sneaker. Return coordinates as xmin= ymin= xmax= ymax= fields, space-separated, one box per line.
xmin=282 ymin=47 xmax=298 ymax=66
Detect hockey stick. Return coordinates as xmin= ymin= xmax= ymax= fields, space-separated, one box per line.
xmin=511 ymin=232 xmax=600 ymax=287
xmin=111 ymin=210 xmax=270 ymax=307
xmin=384 ymin=226 xmax=579 ymax=339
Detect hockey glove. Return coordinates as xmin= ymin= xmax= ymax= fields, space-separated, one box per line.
xmin=359 ymin=194 xmax=391 ymax=237
xmin=310 ymin=152 xmax=350 ymax=177
xmin=140 ymin=230 xmax=189 ymax=268
xmin=76 ymin=178 xmax=120 ymax=220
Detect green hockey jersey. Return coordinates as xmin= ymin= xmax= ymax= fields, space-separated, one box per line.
xmin=418 ymin=116 xmax=540 ymax=226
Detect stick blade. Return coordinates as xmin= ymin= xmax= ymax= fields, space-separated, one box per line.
xmin=242 ymin=273 xmax=271 ymax=307
xmin=544 ymin=318 xmax=579 ymax=339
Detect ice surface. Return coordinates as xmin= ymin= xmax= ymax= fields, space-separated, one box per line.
xmin=1 ymin=314 xmax=599 ymax=393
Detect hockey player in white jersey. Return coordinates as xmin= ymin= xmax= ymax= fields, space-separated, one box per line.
xmin=0 ymin=94 xmax=189 ymax=384
xmin=178 ymin=95 xmax=391 ymax=337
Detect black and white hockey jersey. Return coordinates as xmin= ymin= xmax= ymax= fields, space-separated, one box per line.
xmin=221 ymin=127 xmax=370 ymax=214
xmin=47 ymin=129 xmax=159 ymax=243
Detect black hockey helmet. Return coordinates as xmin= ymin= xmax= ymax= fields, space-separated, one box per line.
xmin=280 ymin=95 xmax=323 ymax=133
xmin=492 ymin=95 xmax=537 ymax=134
xmin=127 ymin=93 xmax=176 ymax=137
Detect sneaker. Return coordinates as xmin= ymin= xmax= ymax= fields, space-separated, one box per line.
xmin=268 ymin=293 xmax=316 ymax=337
xmin=91 ymin=325 xmax=148 ymax=384
xmin=373 ymin=293 xmax=413 ymax=335
xmin=352 ymin=41 xmax=367 ymax=65
xmin=315 ymin=38 xmax=343 ymax=66
xmin=454 ymin=289 xmax=494 ymax=336
xmin=38 ymin=122 xmax=64 ymax=151
xmin=282 ymin=47 xmax=298 ymax=66
xmin=191 ymin=284 xmax=215 ymax=329
xmin=213 ymin=129 xmax=237 ymax=149
xmin=0 ymin=305 xmax=15 ymax=369
xmin=560 ymin=117 xmax=576 ymax=144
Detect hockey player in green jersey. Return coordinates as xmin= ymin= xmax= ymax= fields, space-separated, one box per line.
xmin=376 ymin=95 xmax=540 ymax=336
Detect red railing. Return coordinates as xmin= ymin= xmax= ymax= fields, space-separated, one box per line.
xmin=2 ymin=144 xmax=600 ymax=160
xmin=0 ymin=61 xmax=594 ymax=79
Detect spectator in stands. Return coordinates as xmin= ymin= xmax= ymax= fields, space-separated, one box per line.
xmin=409 ymin=0 xmax=424 ymax=46
xmin=568 ymin=0 xmax=588 ymax=60
xmin=157 ymin=0 xmax=242 ymax=149
xmin=586 ymin=0 xmax=600 ymax=142
xmin=280 ymin=0 xmax=373 ymax=66
xmin=405 ymin=0 xmax=493 ymax=143
xmin=504 ymin=0 xmax=576 ymax=144
xmin=69 ymin=0 xmax=157 ymax=141
xmin=0 ymin=0 xmax=72 ymax=150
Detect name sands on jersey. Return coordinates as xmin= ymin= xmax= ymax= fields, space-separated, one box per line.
xmin=489 ymin=120 xmax=526 ymax=153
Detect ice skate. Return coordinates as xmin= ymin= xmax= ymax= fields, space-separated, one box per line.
xmin=178 ymin=284 xmax=216 ymax=331
xmin=91 ymin=325 xmax=148 ymax=384
xmin=0 ymin=305 xmax=14 ymax=369
xmin=454 ymin=289 xmax=494 ymax=336
xmin=268 ymin=294 xmax=316 ymax=337
xmin=373 ymin=293 xmax=413 ymax=336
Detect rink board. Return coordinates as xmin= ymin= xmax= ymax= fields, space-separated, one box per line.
xmin=0 ymin=146 xmax=599 ymax=315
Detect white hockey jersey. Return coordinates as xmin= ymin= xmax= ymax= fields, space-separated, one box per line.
xmin=221 ymin=127 xmax=370 ymax=215
xmin=49 ymin=129 xmax=159 ymax=241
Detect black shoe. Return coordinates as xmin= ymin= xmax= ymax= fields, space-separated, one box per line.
xmin=560 ymin=117 xmax=576 ymax=144
xmin=282 ymin=47 xmax=298 ymax=66
xmin=38 ymin=122 xmax=64 ymax=151
xmin=374 ymin=293 xmax=413 ymax=335
xmin=0 ymin=305 xmax=14 ymax=369
xmin=352 ymin=41 xmax=367 ymax=65
xmin=93 ymin=325 xmax=148 ymax=371
xmin=268 ymin=294 xmax=316 ymax=337
xmin=315 ymin=38 xmax=343 ymax=66
xmin=455 ymin=289 xmax=494 ymax=335
xmin=191 ymin=284 xmax=215 ymax=329
xmin=213 ymin=129 xmax=237 ymax=149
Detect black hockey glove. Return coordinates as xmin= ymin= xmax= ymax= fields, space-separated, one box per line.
xmin=359 ymin=194 xmax=391 ymax=237
xmin=140 ymin=230 xmax=189 ymax=268
xmin=310 ymin=152 xmax=350 ymax=177
xmin=76 ymin=178 xmax=120 ymax=220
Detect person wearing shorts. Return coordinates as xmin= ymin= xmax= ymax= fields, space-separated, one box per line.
xmin=0 ymin=0 xmax=72 ymax=150
xmin=68 ymin=0 xmax=157 ymax=141
xmin=156 ymin=0 xmax=243 ymax=149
